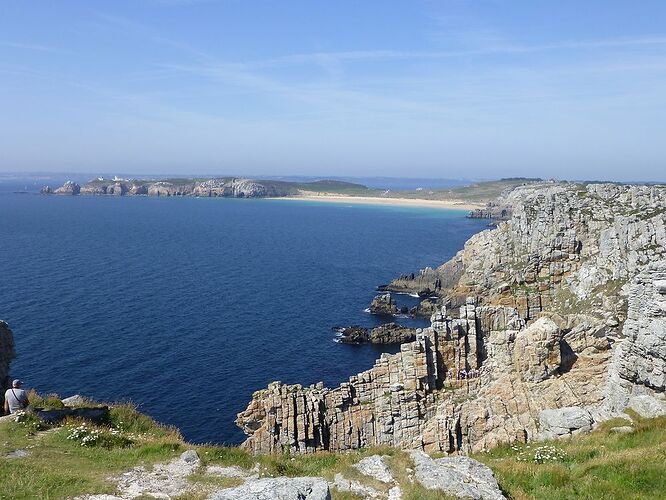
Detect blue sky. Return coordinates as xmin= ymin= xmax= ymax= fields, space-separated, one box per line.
xmin=1 ymin=1 xmax=665 ymax=181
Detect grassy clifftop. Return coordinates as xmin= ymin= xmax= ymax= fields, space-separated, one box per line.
xmin=1 ymin=394 xmax=664 ymax=499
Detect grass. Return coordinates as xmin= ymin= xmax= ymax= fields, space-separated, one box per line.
xmin=473 ymin=414 xmax=666 ymax=500
xmin=380 ymin=178 xmax=542 ymax=203
xmin=0 ymin=402 xmax=184 ymax=499
xmin=2 ymin=397 xmax=665 ymax=499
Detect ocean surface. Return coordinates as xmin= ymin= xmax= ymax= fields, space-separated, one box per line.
xmin=0 ymin=192 xmax=486 ymax=444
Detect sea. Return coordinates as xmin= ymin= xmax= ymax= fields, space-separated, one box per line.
xmin=0 ymin=187 xmax=486 ymax=444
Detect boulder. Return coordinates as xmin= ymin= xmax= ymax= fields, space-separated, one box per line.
xmin=61 ymin=395 xmax=88 ymax=407
xmin=352 ymin=455 xmax=394 ymax=483
xmin=211 ymin=477 xmax=331 ymax=500
xmin=627 ymin=395 xmax=666 ymax=418
xmin=538 ymin=407 xmax=593 ymax=439
xmin=409 ymin=450 xmax=505 ymax=500
xmin=512 ymin=317 xmax=561 ymax=382
xmin=331 ymin=473 xmax=382 ymax=498
xmin=34 ymin=406 xmax=110 ymax=425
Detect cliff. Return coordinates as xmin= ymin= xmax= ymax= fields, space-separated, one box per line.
xmin=237 ymin=182 xmax=666 ymax=454
xmin=42 ymin=177 xmax=296 ymax=198
xmin=41 ymin=177 xmax=371 ymax=199
xmin=0 ymin=321 xmax=16 ymax=394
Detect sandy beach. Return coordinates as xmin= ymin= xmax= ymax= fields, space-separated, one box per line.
xmin=270 ymin=194 xmax=484 ymax=211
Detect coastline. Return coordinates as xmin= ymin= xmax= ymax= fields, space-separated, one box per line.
xmin=269 ymin=194 xmax=484 ymax=210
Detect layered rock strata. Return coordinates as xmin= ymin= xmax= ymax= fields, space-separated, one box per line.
xmin=238 ymin=182 xmax=666 ymax=454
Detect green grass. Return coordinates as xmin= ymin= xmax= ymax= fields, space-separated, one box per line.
xmin=0 ymin=403 xmax=184 ymax=499
xmin=2 ymin=401 xmax=664 ymax=499
xmin=474 ymin=414 xmax=666 ymax=500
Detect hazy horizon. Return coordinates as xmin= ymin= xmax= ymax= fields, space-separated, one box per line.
xmin=1 ymin=1 xmax=665 ymax=181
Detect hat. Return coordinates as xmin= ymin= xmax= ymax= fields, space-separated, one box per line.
xmin=12 ymin=379 xmax=22 ymax=387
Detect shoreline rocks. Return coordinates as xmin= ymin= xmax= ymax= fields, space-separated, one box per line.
xmin=336 ymin=324 xmax=418 ymax=344
xmin=369 ymin=293 xmax=398 ymax=315
xmin=238 ymin=181 xmax=666 ymax=456
xmin=41 ymin=177 xmax=297 ymax=199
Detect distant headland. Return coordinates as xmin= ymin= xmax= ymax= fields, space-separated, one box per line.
xmin=39 ymin=176 xmax=547 ymax=211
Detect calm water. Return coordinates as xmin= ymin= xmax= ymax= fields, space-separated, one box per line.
xmin=0 ymin=194 xmax=485 ymax=444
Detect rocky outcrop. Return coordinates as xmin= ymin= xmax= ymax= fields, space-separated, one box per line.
xmin=80 ymin=184 xmax=107 ymax=195
xmin=369 ymin=323 xmax=417 ymax=344
xmin=410 ymin=451 xmax=505 ymax=500
xmin=467 ymin=202 xmax=511 ymax=220
xmin=0 ymin=321 xmax=16 ymax=394
xmin=42 ymin=177 xmax=295 ymax=199
xmin=369 ymin=293 xmax=398 ymax=315
xmin=336 ymin=324 xmax=417 ymax=344
xmin=537 ymin=407 xmax=593 ymax=440
xmin=54 ymin=181 xmax=80 ymax=195
xmin=213 ymin=478 xmax=331 ymax=500
xmin=238 ymin=182 xmax=666 ymax=455
xmin=335 ymin=326 xmax=369 ymax=344
xmin=411 ymin=299 xmax=438 ymax=317
xmin=601 ymin=259 xmax=666 ymax=416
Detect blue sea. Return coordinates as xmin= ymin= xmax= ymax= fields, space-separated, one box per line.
xmin=0 ymin=192 xmax=486 ymax=444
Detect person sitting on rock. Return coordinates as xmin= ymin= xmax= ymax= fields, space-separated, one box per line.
xmin=3 ymin=379 xmax=29 ymax=415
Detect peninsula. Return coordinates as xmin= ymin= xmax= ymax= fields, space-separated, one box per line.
xmin=39 ymin=176 xmax=542 ymax=211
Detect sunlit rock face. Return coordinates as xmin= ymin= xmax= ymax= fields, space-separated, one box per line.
xmin=237 ymin=182 xmax=666 ymax=454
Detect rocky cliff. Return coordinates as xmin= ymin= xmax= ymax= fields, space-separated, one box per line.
xmin=0 ymin=321 xmax=16 ymax=394
xmin=42 ymin=177 xmax=296 ymax=199
xmin=237 ymin=181 xmax=666 ymax=454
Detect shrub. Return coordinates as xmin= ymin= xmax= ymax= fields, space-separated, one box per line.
xmin=28 ymin=390 xmax=65 ymax=410
xmin=109 ymin=403 xmax=179 ymax=439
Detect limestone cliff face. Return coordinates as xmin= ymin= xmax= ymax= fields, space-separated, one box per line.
xmin=45 ymin=178 xmax=294 ymax=199
xmin=237 ymin=182 xmax=666 ymax=454
xmin=0 ymin=320 xmax=16 ymax=393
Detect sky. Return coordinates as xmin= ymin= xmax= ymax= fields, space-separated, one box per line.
xmin=1 ymin=1 xmax=665 ymax=181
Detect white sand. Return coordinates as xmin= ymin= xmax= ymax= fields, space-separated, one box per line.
xmin=269 ymin=194 xmax=483 ymax=211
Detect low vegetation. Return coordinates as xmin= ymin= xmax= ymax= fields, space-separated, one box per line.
xmin=1 ymin=394 xmax=664 ymax=499
xmin=474 ymin=414 xmax=666 ymax=499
